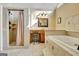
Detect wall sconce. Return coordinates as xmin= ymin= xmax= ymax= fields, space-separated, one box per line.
xmin=57 ymin=17 xmax=61 ymax=24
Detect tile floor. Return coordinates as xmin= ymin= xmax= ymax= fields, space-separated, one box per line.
xmin=1 ymin=43 xmax=45 ymax=56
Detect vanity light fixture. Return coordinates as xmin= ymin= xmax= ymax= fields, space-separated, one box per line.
xmin=36 ymin=11 xmax=48 ymax=18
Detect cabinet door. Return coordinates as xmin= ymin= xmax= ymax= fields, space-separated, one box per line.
xmin=30 ymin=33 xmax=33 ymax=43
xmin=46 ymin=40 xmax=72 ymax=56
xmin=40 ymin=30 xmax=45 ymax=43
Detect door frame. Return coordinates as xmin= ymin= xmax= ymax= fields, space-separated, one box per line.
xmin=7 ymin=8 xmax=24 ymax=47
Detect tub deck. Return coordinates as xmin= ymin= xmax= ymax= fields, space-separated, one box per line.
xmin=46 ymin=35 xmax=79 ymax=56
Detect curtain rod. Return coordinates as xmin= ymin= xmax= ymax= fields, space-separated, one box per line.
xmin=8 ymin=9 xmax=24 ymax=11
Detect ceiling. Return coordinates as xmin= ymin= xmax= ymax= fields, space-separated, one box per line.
xmin=0 ymin=3 xmax=57 ymax=11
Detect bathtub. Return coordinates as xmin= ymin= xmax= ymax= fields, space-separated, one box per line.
xmin=47 ymin=35 xmax=79 ymax=56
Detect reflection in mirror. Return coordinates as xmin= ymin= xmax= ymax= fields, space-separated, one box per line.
xmin=8 ymin=9 xmax=24 ymax=46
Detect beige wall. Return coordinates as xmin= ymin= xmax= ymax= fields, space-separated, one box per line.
xmin=55 ymin=3 xmax=79 ymax=38
xmin=56 ymin=3 xmax=79 ymax=31
xmin=48 ymin=10 xmax=56 ymax=30
xmin=45 ymin=30 xmax=66 ymax=36
xmin=66 ymin=31 xmax=79 ymax=38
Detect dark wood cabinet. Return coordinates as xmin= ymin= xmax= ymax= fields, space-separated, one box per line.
xmin=30 ymin=30 xmax=45 ymax=43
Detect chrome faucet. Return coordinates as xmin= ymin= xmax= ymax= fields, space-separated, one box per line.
xmin=77 ymin=45 xmax=79 ymax=50
xmin=74 ymin=44 xmax=79 ymax=50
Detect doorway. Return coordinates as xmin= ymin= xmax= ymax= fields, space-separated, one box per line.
xmin=8 ymin=9 xmax=24 ymax=46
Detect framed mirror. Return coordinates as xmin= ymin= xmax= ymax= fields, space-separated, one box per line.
xmin=38 ymin=18 xmax=48 ymax=27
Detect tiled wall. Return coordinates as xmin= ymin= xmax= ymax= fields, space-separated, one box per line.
xmin=45 ymin=30 xmax=66 ymax=36
xmin=66 ymin=31 xmax=79 ymax=38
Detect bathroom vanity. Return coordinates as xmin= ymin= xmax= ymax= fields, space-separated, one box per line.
xmin=30 ymin=30 xmax=45 ymax=43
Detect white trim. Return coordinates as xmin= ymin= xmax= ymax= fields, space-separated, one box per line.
xmin=27 ymin=8 xmax=31 ymax=28
xmin=7 ymin=8 xmax=9 ymax=48
xmin=1 ymin=5 xmax=3 ymax=51
xmin=7 ymin=8 xmax=25 ymax=48
xmin=57 ymin=3 xmax=64 ymax=8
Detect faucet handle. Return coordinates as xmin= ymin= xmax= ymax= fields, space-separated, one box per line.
xmin=74 ymin=44 xmax=78 ymax=46
xmin=74 ymin=44 xmax=79 ymax=50
xmin=74 ymin=43 xmax=79 ymax=46
xmin=77 ymin=45 xmax=79 ymax=50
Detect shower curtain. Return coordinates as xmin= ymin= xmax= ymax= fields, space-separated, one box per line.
xmin=16 ymin=11 xmax=24 ymax=46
